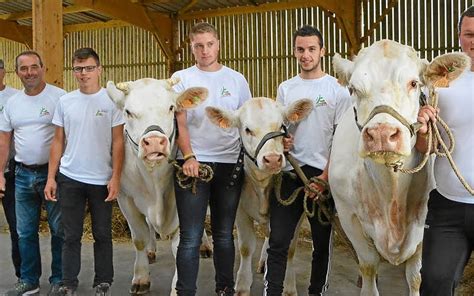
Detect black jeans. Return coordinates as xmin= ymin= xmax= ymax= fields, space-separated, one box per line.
xmin=420 ymin=189 xmax=474 ymax=296
xmin=2 ymin=166 xmax=21 ymax=279
xmin=174 ymin=162 xmax=243 ymax=296
xmin=265 ymin=165 xmax=332 ymax=296
xmin=57 ymin=173 xmax=113 ymax=288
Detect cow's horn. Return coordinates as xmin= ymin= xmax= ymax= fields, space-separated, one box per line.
xmin=167 ymin=77 xmax=180 ymax=88
xmin=116 ymin=82 xmax=130 ymax=94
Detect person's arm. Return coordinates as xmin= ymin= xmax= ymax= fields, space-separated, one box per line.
xmin=0 ymin=131 xmax=12 ymax=198
xmin=44 ymin=126 xmax=65 ymax=202
xmin=415 ymin=105 xmax=438 ymax=153
xmin=105 ymin=124 xmax=125 ymax=202
xmin=176 ymin=110 xmax=200 ymax=177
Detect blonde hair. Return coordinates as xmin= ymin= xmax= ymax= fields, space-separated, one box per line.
xmin=189 ymin=22 xmax=219 ymax=41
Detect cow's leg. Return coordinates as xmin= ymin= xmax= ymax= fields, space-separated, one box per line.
xmin=405 ymin=243 xmax=422 ymax=296
xmin=337 ymin=207 xmax=380 ymax=296
xmin=117 ymin=196 xmax=152 ymax=295
xmin=169 ymin=230 xmax=179 ymax=296
xmin=235 ymin=209 xmax=256 ymax=296
xmin=257 ymin=236 xmax=269 ymax=274
xmin=282 ymin=215 xmax=304 ymax=296
xmin=146 ymin=218 xmax=157 ymax=264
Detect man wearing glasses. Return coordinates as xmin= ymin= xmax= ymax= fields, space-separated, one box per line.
xmin=0 ymin=51 xmax=66 ymax=296
xmin=44 ymin=47 xmax=125 ymax=296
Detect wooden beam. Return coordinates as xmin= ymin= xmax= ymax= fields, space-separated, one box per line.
xmin=0 ymin=19 xmax=32 ymax=47
xmin=178 ymin=0 xmax=339 ymax=20
xmin=64 ymin=20 xmax=129 ymax=33
xmin=335 ymin=0 xmax=362 ymax=56
xmin=178 ymin=0 xmax=199 ymax=15
xmin=33 ymin=0 xmax=63 ymax=87
xmin=0 ymin=5 xmax=92 ymax=21
xmin=74 ymin=0 xmax=173 ymax=60
xmin=360 ymin=0 xmax=399 ymax=44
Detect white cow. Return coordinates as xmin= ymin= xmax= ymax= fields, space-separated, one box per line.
xmin=106 ymin=78 xmax=208 ymax=296
xmin=206 ymin=97 xmax=313 ymax=296
xmin=329 ymin=40 xmax=470 ymax=296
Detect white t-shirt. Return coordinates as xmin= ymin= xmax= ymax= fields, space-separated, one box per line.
xmin=0 ymin=84 xmax=66 ymax=165
xmin=277 ymin=74 xmax=352 ymax=171
xmin=0 ymin=86 xmax=19 ymax=172
xmin=434 ymin=70 xmax=474 ymax=203
xmin=53 ymin=88 xmax=125 ymax=185
xmin=172 ymin=65 xmax=251 ymax=163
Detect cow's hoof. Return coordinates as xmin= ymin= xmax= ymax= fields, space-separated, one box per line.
xmin=357 ymin=275 xmax=362 ymax=288
xmin=129 ymin=282 xmax=151 ymax=295
xmin=200 ymin=247 xmax=213 ymax=258
xmin=147 ymin=251 xmax=156 ymax=264
xmin=256 ymin=262 xmax=265 ymax=274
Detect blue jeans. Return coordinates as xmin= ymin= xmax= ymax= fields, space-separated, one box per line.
xmin=174 ymin=162 xmax=243 ymax=296
xmin=57 ymin=173 xmax=113 ymax=288
xmin=420 ymin=189 xmax=474 ymax=296
xmin=15 ymin=165 xmax=64 ymax=286
xmin=2 ymin=164 xmax=21 ymax=278
xmin=265 ymin=165 xmax=333 ymax=296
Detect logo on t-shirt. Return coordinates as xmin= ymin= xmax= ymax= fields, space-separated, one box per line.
xmin=39 ymin=107 xmax=50 ymax=117
xmin=0 ymin=105 xmax=4 ymax=113
xmin=95 ymin=109 xmax=107 ymax=116
xmin=314 ymin=95 xmax=327 ymax=107
xmin=221 ymin=87 xmax=231 ymax=97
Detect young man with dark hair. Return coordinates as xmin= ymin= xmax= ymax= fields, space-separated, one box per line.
xmin=264 ymin=25 xmax=351 ymax=296
xmin=0 ymin=58 xmax=21 ymax=284
xmin=417 ymin=6 xmax=474 ymax=296
xmin=44 ymin=47 xmax=125 ymax=296
xmin=171 ymin=22 xmax=252 ymax=296
xmin=0 ymin=51 xmax=66 ymax=296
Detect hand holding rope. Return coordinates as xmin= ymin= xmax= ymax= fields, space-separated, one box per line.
xmin=170 ymin=159 xmax=213 ymax=194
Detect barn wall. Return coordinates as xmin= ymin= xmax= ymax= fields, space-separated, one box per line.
xmin=0 ymin=0 xmax=472 ymax=94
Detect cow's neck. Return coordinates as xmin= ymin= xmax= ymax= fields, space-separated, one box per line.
xmin=244 ymin=157 xmax=275 ymax=217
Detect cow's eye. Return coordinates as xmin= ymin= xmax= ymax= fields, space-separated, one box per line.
xmin=408 ymin=80 xmax=418 ymax=90
xmin=348 ymin=86 xmax=355 ymax=95
xmin=124 ymin=109 xmax=134 ymax=118
xmin=169 ymin=105 xmax=175 ymax=112
xmin=245 ymin=127 xmax=254 ymax=136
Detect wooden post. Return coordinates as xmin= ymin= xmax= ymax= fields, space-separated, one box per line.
xmin=32 ymin=0 xmax=63 ymax=88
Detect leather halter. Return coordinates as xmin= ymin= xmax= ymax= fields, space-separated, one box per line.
xmin=243 ymin=125 xmax=288 ymax=165
xmin=125 ymin=117 xmax=178 ymax=154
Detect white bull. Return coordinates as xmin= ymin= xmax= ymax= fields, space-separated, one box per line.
xmin=206 ymin=97 xmax=313 ymax=296
xmin=329 ymin=40 xmax=470 ymax=296
xmin=106 ymin=78 xmax=208 ymax=295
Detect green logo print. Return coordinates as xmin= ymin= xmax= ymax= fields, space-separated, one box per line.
xmin=0 ymin=105 xmax=4 ymax=113
xmin=314 ymin=95 xmax=327 ymax=107
xmin=96 ymin=110 xmax=104 ymax=116
xmin=39 ymin=107 xmax=50 ymax=116
xmin=221 ymin=87 xmax=231 ymax=97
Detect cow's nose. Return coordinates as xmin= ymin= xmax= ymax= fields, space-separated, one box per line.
xmin=364 ymin=124 xmax=402 ymax=152
xmin=263 ymin=154 xmax=283 ymax=166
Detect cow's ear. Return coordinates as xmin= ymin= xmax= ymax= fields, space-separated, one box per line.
xmin=176 ymin=87 xmax=208 ymax=110
xmin=332 ymin=53 xmax=354 ymax=86
xmin=205 ymin=106 xmax=239 ymax=129
xmin=284 ymin=99 xmax=313 ymax=123
xmin=423 ymin=53 xmax=470 ymax=88
xmin=106 ymin=81 xmax=128 ymax=109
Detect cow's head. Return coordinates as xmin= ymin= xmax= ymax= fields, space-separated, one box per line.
xmin=206 ymin=97 xmax=313 ymax=173
xmin=107 ymin=78 xmax=207 ymax=167
xmin=333 ymin=40 xmax=469 ymax=165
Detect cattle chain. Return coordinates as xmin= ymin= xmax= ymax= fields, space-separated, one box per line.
xmin=170 ymin=160 xmax=214 ymax=194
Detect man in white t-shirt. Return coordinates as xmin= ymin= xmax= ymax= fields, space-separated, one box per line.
xmin=171 ymin=22 xmax=251 ymax=296
xmin=0 ymin=51 xmax=66 ymax=296
xmin=0 ymin=58 xmax=21 ymax=282
xmin=264 ymin=26 xmax=351 ymax=296
xmin=44 ymin=48 xmax=125 ymax=296
xmin=416 ymin=6 xmax=474 ymax=296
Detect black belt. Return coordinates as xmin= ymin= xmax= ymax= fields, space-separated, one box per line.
xmin=16 ymin=162 xmax=48 ymax=171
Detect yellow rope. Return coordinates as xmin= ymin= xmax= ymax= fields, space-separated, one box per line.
xmin=170 ymin=160 xmax=214 ymax=194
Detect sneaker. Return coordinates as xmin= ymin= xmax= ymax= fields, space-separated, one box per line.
xmin=47 ymin=283 xmax=62 ymax=296
xmin=4 ymin=281 xmax=40 ymax=295
xmin=94 ymin=283 xmax=111 ymax=296
xmin=57 ymin=286 xmax=77 ymax=296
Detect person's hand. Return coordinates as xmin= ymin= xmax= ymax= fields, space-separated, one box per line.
xmin=305 ymin=173 xmax=328 ymax=200
xmin=44 ymin=178 xmax=58 ymax=202
xmin=105 ymin=176 xmax=120 ymax=202
xmin=182 ymin=158 xmax=200 ymax=177
xmin=417 ymin=105 xmax=438 ymax=135
xmin=0 ymin=175 xmax=5 ymax=199
xmin=283 ymin=133 xmax=294 ymax=152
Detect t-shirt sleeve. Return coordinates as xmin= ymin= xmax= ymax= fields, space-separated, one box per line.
xmin=52 ymin=100 xmax=64 ymax=127
xmin=0 ymin=100 xmax=13 ymax=132
xmin=111 ymin=103 xmax=125 ymax=127
xmin=334 ymin=86 xmax=352 ymax=125
xmin=276 ymin=83 xmax=285 ymax=105
xmin=238 ymin=76 xmax=252 ymax=108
